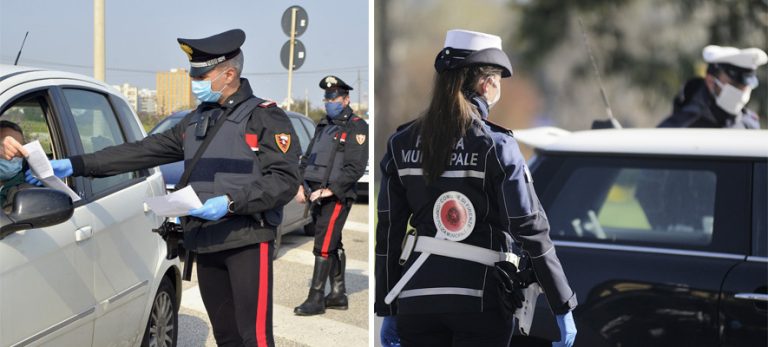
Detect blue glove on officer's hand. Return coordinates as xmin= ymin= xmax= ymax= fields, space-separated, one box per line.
xmin=25 ymin=159 xmax=73 ymax=186
xmin=380 ymin=316 xmax=401 ymax=347
xmin=188 ymin=195 xmax=230 ymax=221
xmin=553 ymin=311 xmax=577 ymax=347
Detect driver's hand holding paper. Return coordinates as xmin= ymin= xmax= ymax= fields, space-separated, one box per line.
xmin=21 ymin=141 xmax=80 ymax=201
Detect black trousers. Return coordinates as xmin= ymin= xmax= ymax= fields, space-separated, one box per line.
xmin=311 ymin=197 xmax=351 ymax=257
xmin=197 ymin=242 xmax=274 ymax=347
xmin=396 ymin=311 xmax=515 ymax=347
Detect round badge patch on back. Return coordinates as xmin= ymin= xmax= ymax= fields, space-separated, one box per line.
xmin=433 ymin=191 xmax=476 ymax=241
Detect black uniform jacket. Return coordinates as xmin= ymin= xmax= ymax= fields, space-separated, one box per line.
xmin=375 ymin=99 xmax=577 ymax=317
xmin=69 ymin=79 xmax=301 ymax=251
xmin=658 ymin=77 xmax=760 ymax=129
xmin=300 ymin=106 xmax=368 ymax=201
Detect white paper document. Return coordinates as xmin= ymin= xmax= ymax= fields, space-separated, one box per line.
xmin=144 ymin=186 xmax=203 ymax=218
xmin=23 ymin=141 xmax=81 ymax=202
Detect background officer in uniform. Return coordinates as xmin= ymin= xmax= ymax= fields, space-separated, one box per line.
xmin=658 ymin=45 xmax=767 ymax=128
xmin=3 ymin=29 xmax=300 ymax=347
xmin=375 ymin=30 xmax=577 ymax=347
xmin=294 ymin=75 xmax=369 ymax=316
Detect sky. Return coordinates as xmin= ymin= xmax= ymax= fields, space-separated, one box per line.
xmin=0 ymin=0 xmax=369 ymax=108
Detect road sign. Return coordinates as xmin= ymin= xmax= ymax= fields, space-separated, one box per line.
xmin=281 ymin=39 xmax=306 ymax=71
xmin=281 ymin=6 xmax=308 ymax=37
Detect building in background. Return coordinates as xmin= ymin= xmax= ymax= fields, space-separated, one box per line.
xmin=156 ymin=68 xmax=196 ymax=116
xmin=138 ymin=88 xmax=157 ymax=114
xmin=113 ymin=83 xmax=139 ymax=111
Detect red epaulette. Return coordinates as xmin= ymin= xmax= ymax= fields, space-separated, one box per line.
xmin=258 ymin=100 xmax=277 ymax=108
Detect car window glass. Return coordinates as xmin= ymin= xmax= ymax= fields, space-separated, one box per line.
xmin=549 ymin=166 xmax=717 ymax=248
xmin=150 ymin=116 xmax=183 ymax=135
xmin=111 ymin=96 xmax=145 ymax=140
xmin=63 ymin=88 xmax=136 ymax=195
xmin=301 ymin=118 xmax=316 ymax=137
xmin=0 ymin=95 xmax=55 ymax=158
xmin=288 ymin=116 xmax=310 ymax=153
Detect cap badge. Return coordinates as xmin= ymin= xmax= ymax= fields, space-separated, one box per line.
xmin=180 ymin=44 xmax=194 ymax=60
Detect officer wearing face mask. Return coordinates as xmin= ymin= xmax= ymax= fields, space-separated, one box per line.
xmin=294 ymin=75 xmax=369 ymax=316
xmin=2 ymin=29 xmax=301 ymax=347
xmin=658 ymin=45 xmax=767 ymax=128
xmin=376 ymin=29 xmax=577 ymax=347
xmin=0 ymin=121 xmax=33 ymax=211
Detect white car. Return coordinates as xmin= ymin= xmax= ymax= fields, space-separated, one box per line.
xmin=0 ymin=65 xmax=181 ymax=347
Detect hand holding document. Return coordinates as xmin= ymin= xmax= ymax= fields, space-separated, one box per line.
xmin=145 ymin=186 xmax=203 ymax=218
xmin=22 ymin=141 xmax=81 ymax=202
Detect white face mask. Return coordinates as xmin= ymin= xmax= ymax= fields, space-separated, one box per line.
xmin=484 ymin=77 xmax=501 ymax=109
xmin=713 ymin=78 xmax=751 ymax=116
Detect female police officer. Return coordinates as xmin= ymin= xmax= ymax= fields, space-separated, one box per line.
xmin=375 ymin=29 xmax=577 ymax=347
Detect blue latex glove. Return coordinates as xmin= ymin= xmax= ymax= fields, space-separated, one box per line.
xmin=188 ymin=195 xmax=230 ymax=221
xmin=380 ymin=316 xmax=401 ymax=347
xmin=25 ymin=159 xmax=73 ymax=186
xmin=553 ymin=311 xmax=577 ymax=347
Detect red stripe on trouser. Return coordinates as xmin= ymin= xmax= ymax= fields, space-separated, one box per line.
xmin=321 ymin=201 xmax=343 ymax=257
xmin=256 ymin=242 xmax=269 ymax=347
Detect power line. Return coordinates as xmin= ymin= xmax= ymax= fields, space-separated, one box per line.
xmin=0 ymin=55 xmax=367 ymax=76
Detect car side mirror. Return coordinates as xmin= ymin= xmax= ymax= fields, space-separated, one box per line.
xmin=0 ymin=188 xmax=74 ymax=240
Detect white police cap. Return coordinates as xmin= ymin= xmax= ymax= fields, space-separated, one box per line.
xmin=703 ymin=45 xmax=767 ymax=70
xmin=434 ymin=29 xmax=513 ymax=77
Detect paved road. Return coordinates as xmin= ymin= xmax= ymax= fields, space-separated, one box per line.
xmin=177 ymin=201 xmax=369 ymax=347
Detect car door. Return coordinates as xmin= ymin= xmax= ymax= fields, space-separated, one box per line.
xmin=529 ymin=154 xmax=751 ymax=347
xmin=718 ymin=161 xmax=768 ymax=346
xmin=0 ymin=87 xmax=96 ymax=347
xmin=58 ymin=87 xmax=165 ymax=346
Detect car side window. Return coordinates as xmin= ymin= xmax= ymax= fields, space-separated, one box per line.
xmin=0 ymin=94 xmax=56 ymax=158
xmin=288 ymin=116 xmax=310 ymax=153
xmin=301 ymin=118 xmax=316 ymax=137
xmin=62 ymin=88 xmax=137 ymax=195
xmin=543 ymin=156 xmax=749 ymax=253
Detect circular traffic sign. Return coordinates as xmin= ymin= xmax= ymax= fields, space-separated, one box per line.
xmin=281 ymin=6 xmax=309 ymax=37
xmin=280 ymin=39 xmax=306 ymax=71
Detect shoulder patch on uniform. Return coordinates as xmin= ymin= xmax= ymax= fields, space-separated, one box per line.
xmin=355 ymin=134 xmax=366 ymax=145
xmin=396 ymin=120 xmax=417 ymax=131
xmin=484 ymin=119 xmax=514 ymax=136
xmin=258 ymin=100 xmax=277 ymax=108
xmin=275 ymin=133 xmax=291 ymax=153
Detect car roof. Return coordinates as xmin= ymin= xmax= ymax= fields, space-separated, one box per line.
xmin=0 ymin=64 xmax=113 ymax=93
xmin=514 ymin=127 xmax=768 ymax=158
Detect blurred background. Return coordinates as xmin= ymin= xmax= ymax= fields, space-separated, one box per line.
xmin=374 ymin=0 xmax=768 ymax=168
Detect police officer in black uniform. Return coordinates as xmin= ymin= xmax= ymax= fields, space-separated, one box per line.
xmin=375 ymin=30 xmax=577 ymax=347
xmin=658 ymin=45 xmax=767 ymax=128
xmin=293 ymin=75 xmax=369 ymax=316
xmin=8 ymin=29 xmax=300 ymax=347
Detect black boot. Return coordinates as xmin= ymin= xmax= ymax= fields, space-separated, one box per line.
xmin=325 ymin=249 xmax=348 ymax=310
xmin=294 ymin=256 xmax=331 ymax=316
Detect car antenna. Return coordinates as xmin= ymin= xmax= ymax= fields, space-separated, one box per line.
xmin=577 ymin=18 xmax=621 ymax=129
xmin=13 ymin=31 xmax=29 ymax=66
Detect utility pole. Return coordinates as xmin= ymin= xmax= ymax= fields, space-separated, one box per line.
xmin=94 ymin=0 xmax=105 ymax=81
xmin=357 ymin=69 xmax=362 ymax=110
